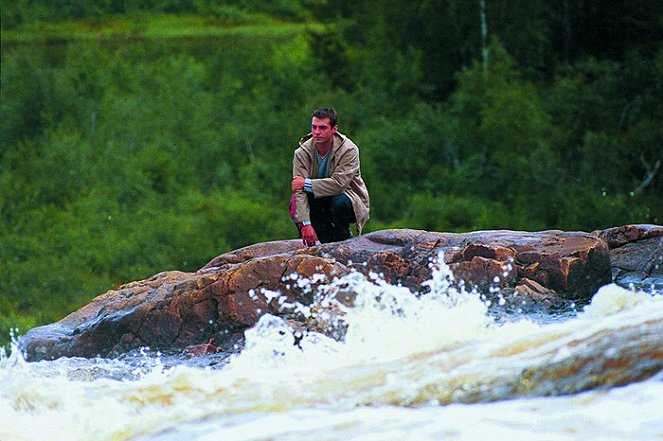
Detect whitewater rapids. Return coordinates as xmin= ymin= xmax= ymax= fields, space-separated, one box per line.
xmin=1 ymin=256 xmax=661 ymax=441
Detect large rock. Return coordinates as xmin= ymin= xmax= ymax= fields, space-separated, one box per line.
xmin=21 ymin=248 xmax=342 ymax=360
xmin=20 ymin=228 xmax=617 ymax=361
xmin=593 ymin=224 xmax=663 ymax=290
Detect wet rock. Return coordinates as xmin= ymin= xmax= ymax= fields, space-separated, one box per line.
xmin=184 ymin=343 xmax=219 ymax=357
xmin=21 ymin=251 xmax=346 ymax=361
xmin=515 ymin=315 xmax=663 ymax=399
xmin=501 ymin=278 xmax=562 ymax=309
xmin=593 ymin=224 xmax=662 ymax=248
xmin=327 ymin=229 xmax=611 ymax=301
xmin=593 ymin=224 xmax=663 ymax=290
xmin=202 ymin=239 xmax=306 ymax=268
xmin=397 ymin=310 xmax=663 ymax=406
xmin=20 ymin=229 xmax=614 ymax=361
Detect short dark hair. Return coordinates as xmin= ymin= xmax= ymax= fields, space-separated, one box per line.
xmin=312 ymin=107 xmax=338 ymax=127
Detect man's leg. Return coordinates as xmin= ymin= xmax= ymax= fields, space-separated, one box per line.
xmin=308 ymin=194 xmax=334 ymax=243
xmin=328 ymin=194 xmax=356 ymax=242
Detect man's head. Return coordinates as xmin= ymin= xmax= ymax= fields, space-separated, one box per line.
xmin=312 ymin=108 xmax=338 ymax=127
xmin=311 ymin=107 xmax=338 ymax=151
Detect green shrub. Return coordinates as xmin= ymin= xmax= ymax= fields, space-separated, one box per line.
xmin=404 ymin=193 xmax=510 ymax=233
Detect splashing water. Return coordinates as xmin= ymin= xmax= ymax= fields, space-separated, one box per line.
xmin=1 ymin=254 xmax=662 ymax=441
xmin=238 ymin=256 xmax=495 ymax=371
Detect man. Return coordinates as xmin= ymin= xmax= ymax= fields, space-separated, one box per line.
xmin=290 ymin=108 xmax=370 ymax=246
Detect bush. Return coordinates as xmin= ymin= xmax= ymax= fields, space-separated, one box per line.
xmin=403 ymin=193 xmax=510 ymax=233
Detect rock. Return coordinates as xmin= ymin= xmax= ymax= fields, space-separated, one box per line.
xmin=21 ymin=251 xmax=346 ymax=361
xmin=202 ymin=239 xmax=306 ymax=268
xmin=505 ymin=278 xmax=560 ymax=308
xmin=184 ymin=343 xmax=219 ymax=357
xmin=20 ymin=228 xmax=615 ymax=361
xmin=593 ymin=224 xmax=662 ymax=248
xmin=592 ymin=224 xmax=663 ymax=290
xmin=514 ymin=314 xmax=663 ymax=400
xmin=306 ymin=229 xmax=611 ymax=300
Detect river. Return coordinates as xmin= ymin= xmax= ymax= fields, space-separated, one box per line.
xmin=1 ymin=258 xmax=662 ymax=441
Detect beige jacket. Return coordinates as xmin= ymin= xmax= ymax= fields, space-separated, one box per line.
xmin=292 ymin=132 xmax=370 ymax=234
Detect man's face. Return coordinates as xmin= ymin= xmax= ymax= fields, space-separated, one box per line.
xmin=311 ymin=117 xmax=337 ymax=148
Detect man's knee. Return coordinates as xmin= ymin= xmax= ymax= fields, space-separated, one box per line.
xmin=329 ymin=194 xmax=355 ymax=223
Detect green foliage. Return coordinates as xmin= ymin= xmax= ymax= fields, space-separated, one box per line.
xmin=0 ymin=0 xmax=324 ymax=28
xmin=1 ymin=4 xmax=662 ymax=348
xmin=0 ymin=47 xmax=53 ymax=151
xmin=402 ymin=193 xmax=511 ymax=233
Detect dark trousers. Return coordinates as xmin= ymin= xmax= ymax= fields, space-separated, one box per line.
xmin=308 ymin=193 xmax=356 ymax=243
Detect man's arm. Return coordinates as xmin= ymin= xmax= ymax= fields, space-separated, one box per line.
xmin=292 ymin=149 xmax=319 ymax=245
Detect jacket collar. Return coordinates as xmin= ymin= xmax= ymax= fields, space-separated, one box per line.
xmin=299 ymin=132 xmax=347 ymax=155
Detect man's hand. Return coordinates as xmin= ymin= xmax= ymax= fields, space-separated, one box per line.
xmin=301 ymin=225 xmax=319 ymax=246
xmin=291 ymin=176 xmax=305 ymax=193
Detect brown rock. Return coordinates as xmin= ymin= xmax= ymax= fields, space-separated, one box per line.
xmin=184 ymin=343 xmax=219 ymax=357
xmin=462 ymin=243 xmax=517 ymax=262
xmin=20 ymin=228 xmax=613 ymax=361
xmin=593 ymin=224 xmax=663 ymax=248
xmin=513 ymin=278 xmax=559 ymax=305
xmin=202 ymin=239 xmax=305 ymax=268
xmin=594 ymin=225 xmax=663 ymax=289
xmin=453 ymin=255 xmax=515 ymax=288
xmin=515 ymin=317 xmax=663 ymax=399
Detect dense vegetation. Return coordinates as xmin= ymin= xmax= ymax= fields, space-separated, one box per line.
xmin=1 ymin=0 xmax=661 ymax=345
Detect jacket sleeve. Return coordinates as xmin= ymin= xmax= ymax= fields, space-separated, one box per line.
xmin=292 ymin=149 xmax=312 ymax=223
xmin=310 ymin=146 xmax=359 ymax=197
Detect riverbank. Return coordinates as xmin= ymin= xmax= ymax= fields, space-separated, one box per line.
xmin=1 ymin=12 xmax=322 ymax=44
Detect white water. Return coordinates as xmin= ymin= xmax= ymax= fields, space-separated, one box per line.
xmin=1 ymin=256 xmax=662 ymax=441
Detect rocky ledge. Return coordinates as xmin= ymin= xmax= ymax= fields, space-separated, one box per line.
xmin=19 ymin=225 xmax=662 ymax=361
xmin=593 ymin=224 xmax=663 ymax=289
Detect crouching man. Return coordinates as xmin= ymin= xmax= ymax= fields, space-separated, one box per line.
xmin=290 ymin=107 xmax=370 ymax=246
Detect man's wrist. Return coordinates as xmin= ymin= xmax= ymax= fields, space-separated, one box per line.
xmin=304 ymin=178 xmax=313 ymax=193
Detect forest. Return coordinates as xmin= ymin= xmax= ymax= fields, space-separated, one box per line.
xmin=1 ymin=0 xmax=662 ymax=346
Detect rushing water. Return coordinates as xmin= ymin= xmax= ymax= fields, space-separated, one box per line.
xmin=1 ymin=256 xmax=662 ymax=441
